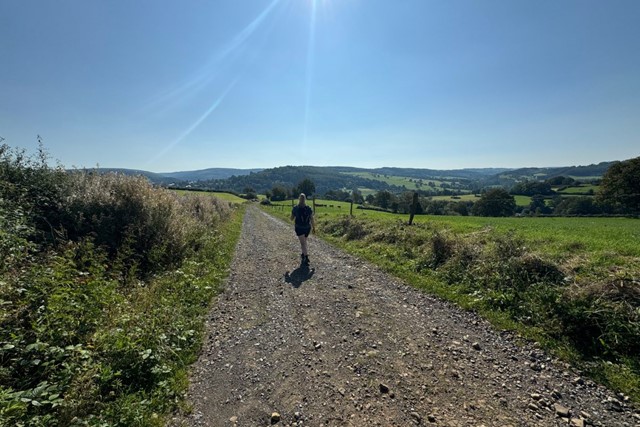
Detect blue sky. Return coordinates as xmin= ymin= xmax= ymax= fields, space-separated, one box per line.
xmin=1 ymin=1 xmax=639 ymax=172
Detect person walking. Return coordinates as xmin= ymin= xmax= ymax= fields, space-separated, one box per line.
xmin=290 ymin=193 xmax=315 ymax=266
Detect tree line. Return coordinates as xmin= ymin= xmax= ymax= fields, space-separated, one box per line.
xmin=272 ymin=157 xmax=640 ymax=217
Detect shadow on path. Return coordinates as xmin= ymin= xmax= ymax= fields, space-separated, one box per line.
xmin=284 ymin=265 xmax=315 ymax=288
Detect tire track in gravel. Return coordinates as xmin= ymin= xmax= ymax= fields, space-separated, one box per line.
xmin=178 ymin=206 xmax=639 ymax=427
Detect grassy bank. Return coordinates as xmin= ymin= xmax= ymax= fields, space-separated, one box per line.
xmin=0 ymin=145 xmax=245 ymax=426
xmin=263 ymin=200 xmax=640 ymax=403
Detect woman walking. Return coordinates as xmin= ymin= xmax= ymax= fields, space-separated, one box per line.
xmin=290 ymin=193 xmax=315 ymax=265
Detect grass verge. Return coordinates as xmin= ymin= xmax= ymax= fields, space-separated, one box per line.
xmin=261 ymin=204 xmax=640 ymax=404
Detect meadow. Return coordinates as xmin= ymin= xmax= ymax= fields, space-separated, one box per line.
xmin=343 ymin=171 xmax=466 ymax=193
xmin=265 ymin=198 xmax=640 ymax=402
xmin=555 ymin=184 xmax=600 ymax=195
xmin=170 ymin=189 xmax=247 ymax=203
xmin=433 ymin=193 xmax=534 ymax=207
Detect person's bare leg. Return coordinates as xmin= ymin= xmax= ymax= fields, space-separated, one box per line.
xmin=298 ymin=235 xmax=308 ymax=256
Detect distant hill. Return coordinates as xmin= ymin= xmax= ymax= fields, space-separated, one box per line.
xmin=160 ymin=168 xmax=264 ymax=181
xmin=86 ymin=162 xmax=617 ymax=196
xmin=88 ymin=167 xmax=262 ymax=185
xmin=191 ymin=165 xmax=516 ymax=195
xmin=196 ymin=166 xmax=392 ymax=195
xmin=502 ymin=162 xmax=613 ymax=179
xmin=480 ymin=162 xmax=614 ymax=187
xmin=329 ymin=166 xmax=511 ymax=180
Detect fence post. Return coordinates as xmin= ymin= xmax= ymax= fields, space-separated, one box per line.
xmin=409 ymin=191 xmax=419 ymax=225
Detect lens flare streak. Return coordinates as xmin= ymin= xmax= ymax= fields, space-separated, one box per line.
xmin=145 ymin=0 xmax=285 ymax=165
xmin=146 ymin=79 xmax=239 ymax=167
xmin=145 ymin=0 xmax=282 ymax=112
xmin=303 ymin=0 xmax=318 ymax=146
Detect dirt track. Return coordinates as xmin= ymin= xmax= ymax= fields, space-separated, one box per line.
xmin=177 ymin=206 xmax=639 ymax=427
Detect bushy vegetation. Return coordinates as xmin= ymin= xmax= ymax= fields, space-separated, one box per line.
xmin=598 ymin=157 xmax=640 ymax=215
xmin=0 ymin=144 xmax=242 ymax=426
xmin=261 ymin=199 xmax=640 ymax=402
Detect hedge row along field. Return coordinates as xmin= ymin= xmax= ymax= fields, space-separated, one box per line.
xmin=264 ymin=200 xmax=640 ymax=403
xmin=0 ymin=144 xmax=244 ymax=426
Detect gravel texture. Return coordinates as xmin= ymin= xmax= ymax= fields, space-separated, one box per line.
xmin=177 ymin=206 xmax=639 ymax=427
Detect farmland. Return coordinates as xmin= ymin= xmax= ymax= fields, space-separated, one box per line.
xmin=555 ymin=184 xmax=600 ymax=195
xmin=429 ymin=194 xmax=533 ymax=207
xmin=344 ymin=171 xmax=470 ymax=194
xmin=268 ymin=198 xmax=640 ymax=258
xmin=170 ymin=189 xmax=247 ymax=203
xmin=344 ymin=172 xmax=440 ymax=191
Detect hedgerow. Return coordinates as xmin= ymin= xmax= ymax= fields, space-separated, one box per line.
xmin=0 ymin=144 xmax=242 ymax=426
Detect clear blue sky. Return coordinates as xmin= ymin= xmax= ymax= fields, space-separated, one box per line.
xmin=1 ymin=1 xmax=639 ymax=172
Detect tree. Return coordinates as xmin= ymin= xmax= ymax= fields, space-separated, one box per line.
xmin=242 ymin=187 xmax=257 ymax=200
xmin=271 ymin=185 xmax=288 ymax=201
xmin=510 ymin=180 xmax=553 ymax=196
xmin=351 ymin=189 xmax=364 ymax=204
xmin=471 ymin=188 xmax=516 ymax=217
xmin=597 ymin=157 xmax=640 ymax=215
xmin=554 ymin=197 xmax=601 ymax=216
xmin=373 ymin=190 xmax=395 ymax=210
xmin=295 ymin=178 xmax=316 ymax=197
xmin=547 ymin=176 xmax=575 ymax=186
xmin=528 ymin=194 xmax=551 ymax=215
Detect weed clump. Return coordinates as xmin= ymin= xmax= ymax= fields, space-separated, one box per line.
xmin=320 ymin=216 xmax=369 ymax=241
xmin=416 ymin=231 xmax=456 ymax=271
xmin=560 ymin=278 xmax=640 ymax=358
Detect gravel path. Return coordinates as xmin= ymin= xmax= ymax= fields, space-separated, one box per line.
xmin=179 ymin=206 xmax=639 ymax=427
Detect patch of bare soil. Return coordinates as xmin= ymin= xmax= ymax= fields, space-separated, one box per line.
xmin=175 ymin=206 xmax=639 ymax=427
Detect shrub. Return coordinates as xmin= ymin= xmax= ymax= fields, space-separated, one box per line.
xmin=319 ymin=216 xmax=369 ymax=241
xmin=0 ymin=145 xmax=239 ymax=426
xmin=416 ymin=231 xmax=456 ymax=271
xmin=60 ymin=172 xmax=231 ymax=279
xmin=0 ymin=143 xmax=70 ymax=245
xmin=559 ymin=278 xmax=640 ymax=358
xmin=472 ymin=188 xmax=516 ymax=217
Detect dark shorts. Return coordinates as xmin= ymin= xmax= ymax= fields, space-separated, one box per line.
xmin=295 ymin=226 xmax=311 ymax=237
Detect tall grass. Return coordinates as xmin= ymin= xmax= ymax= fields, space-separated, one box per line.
xmin=0 ymin=144 xmax=243 ymax=426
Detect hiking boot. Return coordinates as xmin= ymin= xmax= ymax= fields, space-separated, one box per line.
xmin=304 ymin=255 xmax=310 ymax=266
xmin=301 ymin=254 xmax=306 ymax=265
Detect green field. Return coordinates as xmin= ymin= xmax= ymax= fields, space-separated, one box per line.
xmin=555 ymin=185 xmax=599 ymax=195
xmin=269 ymin=198 xmax=640 ymax=258
xmin=430 ymin=194 xmax=532 ymax=207
xmin=430 ymin=194 xmax=480 ymax=203
xmin=268 ymin=198 xmax=395 ymax=220
xmin=171 ymin=189 xmax=247 ymax=203
xmin=344 ymin=171 xmax=457 ymax=192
